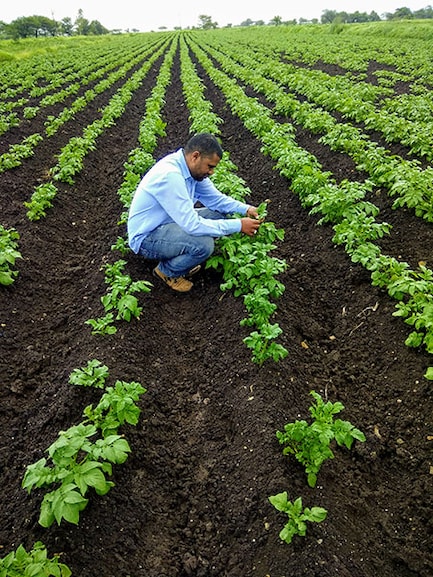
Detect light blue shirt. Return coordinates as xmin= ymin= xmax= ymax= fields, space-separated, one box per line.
xmin=127 ymin=148 xmax=249 ymax=254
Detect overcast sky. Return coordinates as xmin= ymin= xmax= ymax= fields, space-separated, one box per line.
xmin=0 ymin=1 xmax=428 ymax=32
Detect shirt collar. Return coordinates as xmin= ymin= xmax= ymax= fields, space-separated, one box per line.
xmin=176 ymin=148 xmax=192 ymax=181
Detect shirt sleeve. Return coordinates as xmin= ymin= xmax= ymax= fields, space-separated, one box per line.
xmin=154 ymin=172 xmax=246 ymax=237
xmin=195 ymin=177 xmax=250 ymax=216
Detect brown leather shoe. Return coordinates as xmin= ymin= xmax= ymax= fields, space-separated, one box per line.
xmin=153 ymin=267 xmax=193 ymax=293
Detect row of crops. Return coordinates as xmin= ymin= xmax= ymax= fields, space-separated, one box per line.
xmin=3 ymin=24 xmax=433 ymax=371
xmin=1 ymin=21 xmax=433 ymax=574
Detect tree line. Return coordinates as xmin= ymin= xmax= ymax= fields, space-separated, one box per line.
xmin=1 ymin=6 xmax=433 ymax=39
xmin=319 ymin=5 xmax=433 ymax=24
xmin=0 ymin=9 xmax=119 ymax=40
xmin=201 ymin=6 xmax=433 ymax=29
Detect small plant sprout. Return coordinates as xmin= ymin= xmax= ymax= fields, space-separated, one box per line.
xmin=68 ymin=359 xmax=110 ymax=388
xmin=86 ymin=260 xmax=152 ymax=335
xmin=0 ymin=225 xmax=22 ymax=285
xmin=276 ymin=390 xmax=366 ymax=487
xmin=269 ymin=492 xmax=327 ymax=544
xmin=85 ymin=313 xmax=117 ymax=335
xmin=83 ymin=380 xmax=146 ymax=437
xmin=0 ymin=541 xmax=72 ymax=577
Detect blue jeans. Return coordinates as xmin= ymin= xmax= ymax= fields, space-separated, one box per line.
xmin=137 ymin=208 xmax=223 ymax=277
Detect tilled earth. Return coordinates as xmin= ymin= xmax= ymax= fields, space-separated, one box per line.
xmin=1 ymin=46 xmax=433 ymax=577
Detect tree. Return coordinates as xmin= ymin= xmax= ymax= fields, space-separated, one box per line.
xmin=0 ymin=20 xmax=8 ymax=39
xmin=87 ymin=20 xmax=109 ymax=35
xmin=73 ymin=9 xmax=108 ymax=35
xmin=299 ymin=17 xmax=319 ymax=24
xmin=414 ymin=6 xmax=433 ymax=18
xmin=8 ymin=15 xmax=57 ymax=39
xmin=336 ymin=11 xmax=349 ymax=22
xmin=59 ymin=17 xmax=74 ymax=36
xmin=75 ymin=9 xmax=90 ymax=35
xmin=348 ymin=11 xmax=371 ymax=23
xmin=392 ymin=6 xmax=414 ymax=19
xmin=198 ymin=15 xmax=217 ymax=29
xmin=321 ymin=10 xmax=338 ymax=24
xmin=269 ymin=15 xmax=283 ymax=26
xmin=3 ymin=9 xmax=109 ymax=38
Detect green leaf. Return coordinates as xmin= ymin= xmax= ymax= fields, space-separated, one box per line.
xmin=351 ymin=427 xmax=366 ymax=443
xmin=116 ymin=294 xmax=141 ymax=321
xmin=268 ymin=491 xmax=288 ymax=512
xmin=25 ymin=561 xmax=46 ymax=576
xmin=47 ymin=484 xmax=88 ymax=526
xmin=0 ymin=270 xmax=15 ymax=285
xmin=278 ymin=390 xmax=364 ymax=486
xmin=424 ymin=366 xmax=433 ymax=380
xmin=307 ymin=472 xmax=318 ymax=488
xmin=423 ymin=330 xmax=433 ymax=353
xmin=95 ymin=436 xmax=131 ymax=464
xmin=292 ymin=496 xmax=303 ymax=516
xmin=305 ymin=506 xmax=328 ymax=523
xmin=39 ymin=496 xmax=56 ymax=528
xmin=22 ymin=458 xmax=51 ymax=491
xmin=14 ymin=544 xmax=27 ymax=563
xmin=405 ymin=331 xmax=423 ymax=348
xmin=294 ymin=519 xmax=307 ymax=536
xmin=279 ymin=524 xmax=296 ymax=544
xmin=74 ymin=461 xmax=107 ymax=494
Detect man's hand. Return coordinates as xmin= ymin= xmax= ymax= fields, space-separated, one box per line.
xmin=240 ymin=217 xmax=261 ymax=236
xmin=246 ymin=206 xmax=260 ymax=219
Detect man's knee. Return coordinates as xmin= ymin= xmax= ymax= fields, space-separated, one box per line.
xmin=197 ymin=236 xmax=215 ymax=259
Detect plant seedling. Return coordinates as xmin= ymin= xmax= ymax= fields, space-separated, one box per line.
xmin=68 ymin=359 xmax=109 ymax=388
xmin=0 ymin=225 xmax=22 ymax=285
xmin=269 ymin=492 xmax=327 ymax=544
xmin=276 ymin=390 xmax=366 ymax=487
xmin=0 ymin=541 xmax=71 ymax=577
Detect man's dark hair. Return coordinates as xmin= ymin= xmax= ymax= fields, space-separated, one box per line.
xmin=184 ymin=133 xmax=223 ymax=159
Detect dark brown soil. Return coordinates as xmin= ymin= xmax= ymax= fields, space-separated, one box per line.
xmin=1 ymin=43 xmax=433 ymax=577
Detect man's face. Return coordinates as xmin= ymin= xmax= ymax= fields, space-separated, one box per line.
xmin=188 ymin=151 xmax=220 ymax=181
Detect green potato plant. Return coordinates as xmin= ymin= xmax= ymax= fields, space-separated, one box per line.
xmin=0 ymin=541 xmax=71 ymax=577
xmin=22 ymin=365 xmax=146 ymax=527
xmin=269 ymin=492 xmax=327 ymax=544
xmin=22 ymin=423 xmax=130 ymax=527
xmin=207 ymin=201 xmax=287 ymax=365
xmin=277 ymin=390 xmax=366 ymax=488
xmin=0 ymin=225 xmax=22 ymax=286
xmin=86 ymin=260 xmax=152 ymax=334
xmin=68 ymin=359 xmax=109 ymax=388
